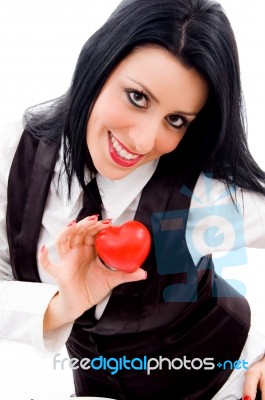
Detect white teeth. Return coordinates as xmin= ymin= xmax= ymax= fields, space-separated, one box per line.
xmin=119 ymin=149 xmax=129 ymax=158
xmin=110 ymin=132 xmax=139 ymax=161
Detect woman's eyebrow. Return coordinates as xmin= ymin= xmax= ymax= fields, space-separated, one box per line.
xmin=126 ymin=76 xmax=198 ymax=117
xmin=127 ymin=77 xmax=160 ymax=103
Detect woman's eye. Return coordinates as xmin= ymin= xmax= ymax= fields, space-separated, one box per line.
xmin=166 ymin=114 xmax=186 ymax=129
xmin=126 ymin=90 xmax=149 ymax=109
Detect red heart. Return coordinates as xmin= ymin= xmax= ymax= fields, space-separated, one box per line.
xmin=95 ymin=221 xmax=151 ymax=272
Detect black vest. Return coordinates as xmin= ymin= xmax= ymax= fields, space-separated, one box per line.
xmin=6 ymin=130 xmax=250 ymax=400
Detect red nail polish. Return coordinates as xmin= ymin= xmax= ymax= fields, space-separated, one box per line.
xmin=67 ymin=219 xmax=76 ymax=227
xmin=102 ymin=219 xmax=112 ymax=224
xmin=87 ymin=215 xmax=99 ymax=221
xmin=243 ymin=396 xmax=252 ymax=400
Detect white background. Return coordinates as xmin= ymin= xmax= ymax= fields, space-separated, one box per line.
xmin=0 ymin=1 xmax=265 ymax=399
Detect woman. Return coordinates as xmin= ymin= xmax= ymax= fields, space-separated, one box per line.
xmin=1 ymin=0 xmax=265 ymax=398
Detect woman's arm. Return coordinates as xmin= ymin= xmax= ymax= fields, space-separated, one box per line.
xmin=191 ymin=173 xmax=265 ymax=400
xmin=0 ymin=121 xmax=69 ymax=355
xmin=190 ymin=173 xmax=265 ymax=254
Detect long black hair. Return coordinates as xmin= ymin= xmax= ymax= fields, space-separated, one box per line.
xmin=24 ymin=0 xmax=265 ymax=197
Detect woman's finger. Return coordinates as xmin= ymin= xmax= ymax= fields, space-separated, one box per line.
xmin=55 ymin=220 xmax=77 ymax=255
xmin=56 ymin=216 xmax=100 ymax=253
xmin=94 ymin=257 xmax=147 ymax=288
xmin=242 ymin=361 xmax=263 ymax=400
xmin=38 ymin=245 xmax=57 ymax=279
xmin=110 ymin=267 xmax=147 ymax=287
xmin=83 ymin=219 xmax=112 ymax=246
xmin=68 ymin=218 xmax=111 ymax=248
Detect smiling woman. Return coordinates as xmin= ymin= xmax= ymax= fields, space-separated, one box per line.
xmin=86 ymin=46 xmax=209 ymax=179
xmin=1 ymin=0 xmax=265 ymax=400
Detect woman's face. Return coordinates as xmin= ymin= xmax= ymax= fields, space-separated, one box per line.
xmin=86 ymin=46 xmax=209 ymax=180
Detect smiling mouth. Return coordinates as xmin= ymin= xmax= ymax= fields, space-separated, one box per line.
xmin=108 ymin=131 xmax=144 ymax=167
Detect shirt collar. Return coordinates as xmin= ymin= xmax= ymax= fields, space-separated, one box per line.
xmin=96 ymin=159 xmax=158 ymax=220
xmin=57 ymin=141 xmax=158 ymax=220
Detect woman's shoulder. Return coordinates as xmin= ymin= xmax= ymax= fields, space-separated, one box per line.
xmin=193 ymin=172 xmax=233 ymax=206
xmin=194 ymin=172 xmax=265 ymax=205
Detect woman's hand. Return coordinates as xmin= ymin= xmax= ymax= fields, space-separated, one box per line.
xmin=242 ymin=356 xmax=265 ymax=399
xmin=38 ymin=215 xmax=147 ymax=331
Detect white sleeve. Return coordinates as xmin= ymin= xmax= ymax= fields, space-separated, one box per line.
xmin=0 ymin=121 xmax=73 ymax=357
xmin=239 ymin=190 xmax=265 ymax=248
xmin=0 ymin=281 xmax=72 ymax=356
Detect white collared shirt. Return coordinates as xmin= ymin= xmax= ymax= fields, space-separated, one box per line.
xmin=0 ymin=121 xmax=265 ymax=399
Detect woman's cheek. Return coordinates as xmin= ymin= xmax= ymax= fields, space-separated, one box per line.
xmin=103 ymin=103 xmax=135 ymax=128
xmin=156 ymin=133 xmax=184 ymax=155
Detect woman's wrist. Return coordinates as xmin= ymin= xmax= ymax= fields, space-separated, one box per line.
xmin=43 ymin=292 xmax=77 ymax=332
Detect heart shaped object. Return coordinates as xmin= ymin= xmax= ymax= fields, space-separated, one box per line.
xmin=95 ymin=220 xmax=151 ymax=272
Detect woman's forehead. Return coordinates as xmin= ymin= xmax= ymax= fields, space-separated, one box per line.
xmin=104 ymin=46 xmax=209 ymax=115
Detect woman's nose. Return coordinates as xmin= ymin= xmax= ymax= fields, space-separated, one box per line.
xmin=128 ymin=121 xmax=159 ymax=154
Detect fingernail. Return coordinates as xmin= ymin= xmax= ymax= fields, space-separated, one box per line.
xmin=41 ymin=245 xmax=46 ymax=253
xmin=143 ymin=271 xmax=147 ymax=280
xmin=102 ymin=219 xmax=112 ymax=224
xmin=243 ymin=396 xmax=252 ymax=400
xmin=87 ymin=215 xmax=99 ymax=220
xmin=67 ymin=219 xmax=76 ymax=227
